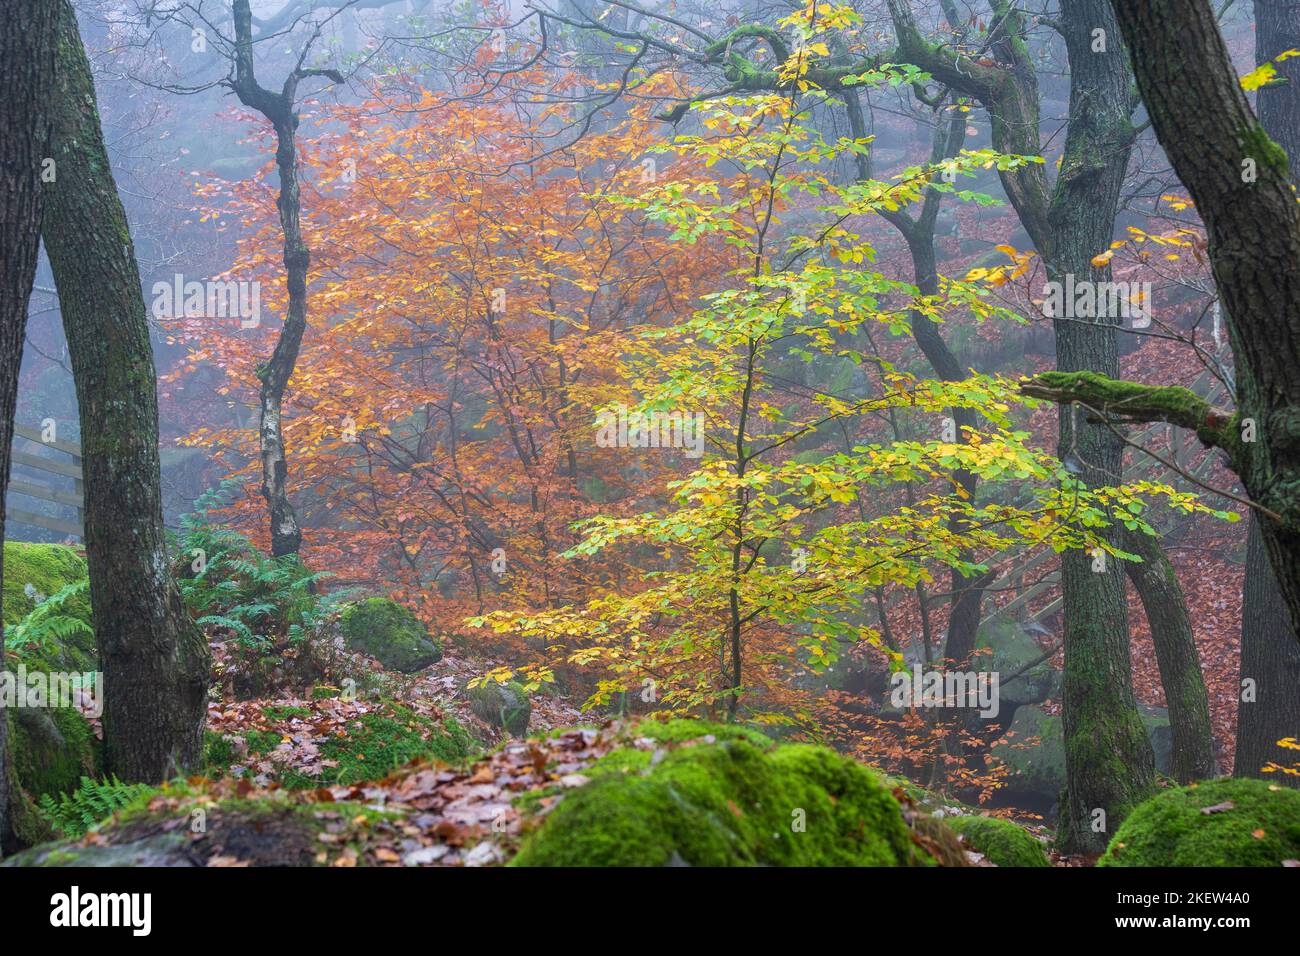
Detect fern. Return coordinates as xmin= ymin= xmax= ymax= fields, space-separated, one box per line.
xmin=4 ymin=580 xmax=92 ymax=655
xmin=37 ymin=776 xmax=155 ymax=838
xmin=172 ymin=482 xmax=358 ymax=663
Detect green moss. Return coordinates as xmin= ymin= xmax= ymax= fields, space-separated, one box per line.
xmin=8 ymin=705 xmax=96 ymax=799
xmin=949 ymin=815 xmax=1050 ymax=867
xmin=468 ymin=680 xmax=531 ymax=737
xmin=340 ymin=598 xmax=442 ymax=673
xmin=1239 ymin=122 xmax=1291 ymax=179
xmin=2 ymin=542 xmax=90 ymax=628
xmin=511 ymin=727 xmax=936 ymax=867
xmin=1099 ymin=778 xmax=1300 ymax=867
xmin=263 ymin=704 xmax=311 ymax=721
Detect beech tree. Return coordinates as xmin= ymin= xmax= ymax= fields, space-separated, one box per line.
xmin=1027 ymin=0 xmax=1300 ymax=644
xmin=41 ymin=0 xmax=210 ymax=781
xmin=0 ymin=0 xmax=58 ymax=853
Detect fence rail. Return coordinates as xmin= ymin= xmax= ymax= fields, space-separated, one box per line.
xmin=5 ymin=424 xmax=83 ymax=539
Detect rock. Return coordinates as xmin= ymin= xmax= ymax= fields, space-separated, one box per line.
xmin=995 ymin=705 xmax=1064 ymax=814
xmin=1100 ymin=778 xmax=1300 ymax=867
xmin=998 ymin=703 xmax=1177 ymax=816
xmin=467 ymin=680 xmax=531 ymax=737
xmin=9 ymin=705 xmax=96 ymax=799
xmin=4 ymin=833 xmax=196 ymax=867
xmin=2 ymin=542 xmax=92 ymax=632
xmin=973 ymin=621 xmax=1060 ymax=716
xmin=510 ymin=727 xmax=959 ymax=867
xmin=948 ymin=815 xmax=1051 ymax=867
xmin=1139 ymin=704 xmax=1173 ymax=777
xmin=339 ymin=598 xmax=442 ymax=673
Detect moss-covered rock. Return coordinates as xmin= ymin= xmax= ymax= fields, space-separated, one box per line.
xmin=1 ymin=789 xmax=400 ymax=868
xmin=9 ymin=706 xmax=96 ymax=799
xmin=973 ymin=621 xmax=1059 ymax=713
xmin=1099 ymin=778 xmax=1300 ymax=867
xmin=511 ymin=730 xmax=943 ymax=867
xmin=468 ymin=680 xmax=531 ymax=737
xmin=339 ymin=598 xmax=441 ymax=673
xmin=2 ymin=542 xmax=96 ymax=675
xmin=948 ymin=815 xmax=1050 ymax=867
xmin=2 ymin=542 xmax=91 ymax=628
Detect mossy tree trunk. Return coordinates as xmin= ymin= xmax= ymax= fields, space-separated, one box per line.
xmin=888 ymin=0 xmax=1159 ymax=850
xmin=41 ymin=0 xmax=210 ymax=782
xmin=1107 ymin=0 xmax=1300 ymax=640
xmin=1235 ymin=1 xmax=1300 ymax=787
xmin=1122 ymin=529 xmax=1218 ymax=782
xmin=1046 ymin=0 xmax=1157 ymax=853
xmin=0 ymin=0 xmax=59 ymax=854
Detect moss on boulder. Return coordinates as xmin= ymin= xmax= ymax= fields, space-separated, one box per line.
xmin=9 ymin=706 xmax=96 ymax=799
xmin=468 ymin=680 xmax=531 ymax=737
xmin=948 ymin=815 xmax=1050 ymax=867
xmin=2 ymin=542 xmax=91 ymax=627
xmin=340 ymin=598 xmax=442 ymax=673
xmin=511 ymin=728 xmax=942 ymax=867
xmin=1099 ymin=778 xmax=1300 ymax=867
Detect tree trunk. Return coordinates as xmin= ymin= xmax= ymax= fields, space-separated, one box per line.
xmin=1236 ymin=513 xmax=1300 ymax=781
xmin=0 ymin=0 xmax=59 ymax=854
xmin=41 ymin=0 xmax=210 ymax=782
xmin=1234 ymin=0 xmax=1300 ymax=787
xmin=1049 ymin=0 xmax=1157 ymax=852
xmin=228 ymin=0 xmax=337 ymax=559
xmin=1123 ymin=529 xmax=1218 ymax=782
xmin=1109 ymin=0 xmax=1300 ymax=639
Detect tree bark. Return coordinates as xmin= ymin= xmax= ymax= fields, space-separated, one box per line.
xmin=1108 ymin=0 xmax=1300 ymax=639
xmin=41 ymin=0 xmax=210 ymax=782
xmin=0 ymin=0 xmax=59 ymax=854
xmin=1045 ymin=0 xmax=1158 ymax=852
xmin=1122 ymin=529 xmax=1218 ymax=782
xmin=1234 ymin=0 xmax=1300 ymax=787
xmin=1236 ymin=513 xmax=1300 ymax=781
xmin=227 ymin=0 xmax=341 ymax=558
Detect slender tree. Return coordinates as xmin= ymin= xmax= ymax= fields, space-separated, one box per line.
xmin=0 ymin=0 xmax=59 ymax=852
xmin=41 ymin=0 xmax=210 ymax=782
xmin=227 ymin=0 xmax=343 ymax=557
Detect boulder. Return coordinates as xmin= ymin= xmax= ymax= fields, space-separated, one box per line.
xmin=467 ymin=680 xmax=531 ymax=737
xmin=511 ymin=727 xmax=954 ymax=867
xmin=1100 ymin=778 xmax=1300 ymax=867
xmin=949 ymin=815 xmax=1051 ymax=867
xmin=339 ymin=598 xmax=442 ymax=673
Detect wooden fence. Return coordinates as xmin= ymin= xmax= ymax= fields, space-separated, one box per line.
xmin=5 ymin=423 xmax=84 ymax=539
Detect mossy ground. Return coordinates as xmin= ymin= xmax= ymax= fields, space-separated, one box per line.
xmin=203 ymin=699 xmax=475 ymax=788
xmin=948 ymin=815 xmax=1050 ymax=867
xmin=1099 ymin=777 xmax=1300 ymax=867
xmin=511 ymin=724 xmax=939 ymax=867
